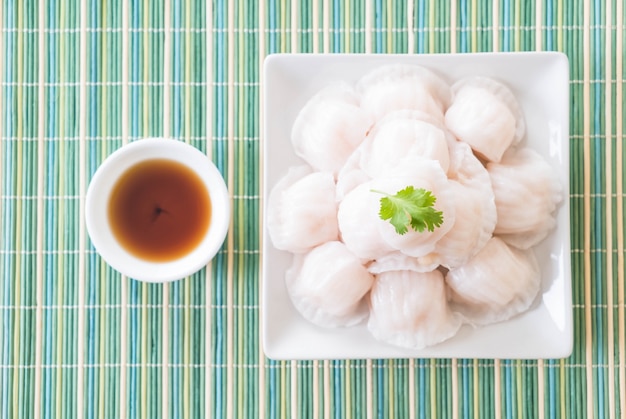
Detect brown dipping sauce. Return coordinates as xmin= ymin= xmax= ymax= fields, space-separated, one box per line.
xmin=108 ymin=159 xmax=211 ymax=262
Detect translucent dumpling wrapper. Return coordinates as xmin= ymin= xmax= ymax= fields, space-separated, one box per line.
xmin=487 ymin=147 xmax=562 ymax=249
xmin=357 ymin=110 xmax=452 ymax=177
xmin=356 ymin=64 xmax=452 ymax=122
xmin=368 ymin=270 xmax=462 ymax=349
xmin=291 ymin=82 xmax=373 ymax=176
xmin=267 ymin=165 xmax=339 ymax=253
xmin=427 ymin=142 xmax=497 ymax=268
xmin=338 ymin=181 xmax=395 ymax=260
xmin=371 ymin=159 xmax=456 ymax=258
xmin=445 ymin=77 xmax=525 ymax=163
xmin=286 ymin=241 xmax=374 ymax=327
xmin=368 ymin=251 xmax=439 ymax=274
xmin=335 ymin=146 xmax=371 ymax=202
xmin=445 ymin=237 xmax=540 ymax=325
xmin=427 ymin=180 xmax=496 ymax=269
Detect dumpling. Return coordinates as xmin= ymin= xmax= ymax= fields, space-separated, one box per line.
xmin=368 ymin=269 xmax=462 ymax=349
xmin=428 ymin=180 xmax=496 ymax=269
xmin=445 ymin=237 xmax=540 ymax=325
xmin=357 ymin=110 xmax=452 ymax=177
xmin=372 ymin=159 xmax=456 ymax=257
xmin=429 ymin=142 xmax=497 ymax=268
xmin=445 ymin=77 xmax=525 ymax=163
xmin=487 ymin=147 xmax=562 ymax=249
xmin=267 ymin=165 xmax=339 ymax=253
xmin=337 ymin=181 xmax=395 ymax=260
xmin=335 ymin=146 xmax=371 ymax=202
xmin=291 ymin=82 xmax=373 ymax=176
xmin=356 ymin=64 xmax=452 ymax=122
xmin=368 ymin=251 xmax=439 ymax=274
xmin=286 ymin=241 xmax=374 ymax=327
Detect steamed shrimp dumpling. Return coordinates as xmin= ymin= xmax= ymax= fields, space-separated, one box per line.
xmin=430 ymin=142 xmax=497 ymax=268
xmin=286 ymin=241 xmax=374 ymax=327
xmin=338 ymin=181 xmax=395 ymax=260
xmin=373 ymin=160 xmax=456 ymax=258
xmin=368 ymin=270 xmax=462 ymax=349
xmin=446 ymin=237 xmax=540 ymax=325
xmin=445 ymin=77 xmax=525 ymax=163
xmin=357 ymin=65 xmax=452 ymax=122
xmin=488 ymin=147 xmax=562 ymax=249
xmin=430 ymin=180 xmax=496 ymax=269
xmin=358 ymin=110 xmax=452 ymax=177
xmin=267 ymin=165 xmax=338 ymax=253
xmin=291 ymin=83 xmax=373 ymax=176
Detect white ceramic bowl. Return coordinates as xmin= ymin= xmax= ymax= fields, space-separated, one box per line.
xmin=263 ymin=52 xmax=572 ymax=359
xmin=86 ymin=138 xmax=230 ymax=282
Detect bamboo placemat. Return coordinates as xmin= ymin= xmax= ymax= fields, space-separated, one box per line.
xmin=0 ymin=0 xmax=624 ymax=417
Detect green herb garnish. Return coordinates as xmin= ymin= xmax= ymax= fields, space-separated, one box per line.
xmin=372 ymin=186 xmax=444 ymax=235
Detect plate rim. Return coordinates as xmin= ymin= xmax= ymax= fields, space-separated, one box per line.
xmin=262 ymin=51 xmax=572 ymax=360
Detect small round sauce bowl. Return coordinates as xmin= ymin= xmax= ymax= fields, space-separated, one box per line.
xmin=86 ymin=138 xmax=230 ymax=282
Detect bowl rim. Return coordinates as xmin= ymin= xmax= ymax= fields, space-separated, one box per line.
xmin=85 ymin=138 xmax=230 ymax=282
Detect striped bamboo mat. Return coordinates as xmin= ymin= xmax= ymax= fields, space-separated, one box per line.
xmin=0 ymin=0 xmax=624 ymax=418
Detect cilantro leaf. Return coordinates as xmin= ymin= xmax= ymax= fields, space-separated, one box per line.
xmin=372 ymin=186 xmax=444 ymax=235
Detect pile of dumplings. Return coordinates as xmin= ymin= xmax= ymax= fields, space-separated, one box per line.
xmin=267 ymin=64 xmax=563 ymax=350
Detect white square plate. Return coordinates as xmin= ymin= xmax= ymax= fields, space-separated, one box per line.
xmin=262 ymin=52 xmax=572 ymax=359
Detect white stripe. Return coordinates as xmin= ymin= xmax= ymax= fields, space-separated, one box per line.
xmin=291 ymin=0 xmax=298 ymax=52
xmin=323 ymin=0 xmax=329 ymax=53
xmin=450 ymin=0 xmax=457 ymax=52
xmin=324 ymin=360 xmax=330 ymax=418
xmin=472 ymin=0 xmax=478 ymax=51
xmin=291 ymin=359 xmax=298 ymax=419
xmin=494 ymin=359 xmax=501 ymax=419
xmin=492 ymin=0 xmax=499 ymax=51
